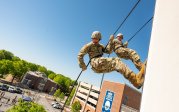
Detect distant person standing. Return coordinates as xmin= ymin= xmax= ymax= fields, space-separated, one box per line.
xmin=12 ymin=96 xmax=17 ymax=104
xmin=1 ymin=91 xmax=5 ymax=96
xmin=6 ymin=98 xmax=10 ymax=104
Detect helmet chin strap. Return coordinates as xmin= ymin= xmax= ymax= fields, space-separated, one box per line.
xmin=93 ymin=41 xmax=99 ymax=44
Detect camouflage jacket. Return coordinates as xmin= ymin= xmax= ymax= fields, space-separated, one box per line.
xmin=108 ymin=39 xmax=128 ymax=51
xmin=113 ymin=39 xmax=123 ymax=51
xmin=78 ymin=42 xmax=112 ymax=68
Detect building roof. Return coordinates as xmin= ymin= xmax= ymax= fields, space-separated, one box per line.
xmin=102 ymin=80 xmax=141 ymax=94
xmin=27 ymin=71 xmax=47 ymax=78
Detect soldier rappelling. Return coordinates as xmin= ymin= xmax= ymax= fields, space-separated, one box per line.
xmin=108 ymin=33 xmax=146 ymax=71
xmin=78 ymin=31 xmax=145 ymax=89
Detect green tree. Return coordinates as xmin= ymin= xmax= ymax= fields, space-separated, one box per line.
xmin=27 ymin=62 xmax=38 ymax=71
xmin=54 ymin=75 xmax=71 ymax=93
xmin=59 ymin=92 xmax=65 ymax=101
xmin=65 ymin=79 xmax=72 ymax=90
xmin=53 ymin=75 xmax=74 ymax=92
xmin=38 ymin=66 xmax=48 ymax=75
xmin=7 ymin=99 xmax=46 ymax=112
xmin=66 ymin=87 xmax=76 ymax=106
xmin=48 ymin=73 xmax=56 ymax=80
xmin=47 ymin=70 xmax=55 ymax=76
xmin=54 ymin=89 xmax=61 ymax=98
xmin=12 ymin=56 xmax=21 ymax=61
xmin=0 ymin=51 xmax=5 ymax=60
xmin=0 ymin=50 xmax=75 ymax=89
xmin=0 ymin=50 xmax=14 ymax=60
xmin=72 ymin=80 xmax=78 ymax=86
xmin=10 ymin=61 xmax=28 ymax=83
xmin=53 ymin=75 xmax=65 ymax=86
xmin=71 ymin=101 xmax=82 ymax=112
xmin=0 ymin=60 xmax=12 ymax=76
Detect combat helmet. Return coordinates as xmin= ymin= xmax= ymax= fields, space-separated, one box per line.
xmin=116 ymin=33 xmax=123 ymax=39
xmin=91 ymin=31 xmax=102 ymax=40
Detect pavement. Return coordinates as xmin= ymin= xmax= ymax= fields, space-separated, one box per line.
xmin=37 ymin=95 xmax=60 ymax=112
xmin=0 ymin=90 xmax=71 ymax=112
xmin=0 ymin=91 xmax=22 ymax=112
xmin=37 ymin=94 xmax=71 ymax=112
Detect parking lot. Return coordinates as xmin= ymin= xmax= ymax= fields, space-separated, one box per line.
xmin=0 ymin=84 xmax=70 ymax=112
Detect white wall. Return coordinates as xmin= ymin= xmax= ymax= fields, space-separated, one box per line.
xmin=140 ymin=0 xmax=179 ymax=112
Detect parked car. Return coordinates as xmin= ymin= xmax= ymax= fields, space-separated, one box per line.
xmin=53 ymin=103 xmax=62 ymax=109
xmin=51 ymin=102 xmax=59 ymax=106
xmin=14 ymin=87 xmax=23 ymax=94
xmin=8 ymin=86 xmax=15 ymax=93
xmin=0 ymin=84 xmax=9 ymax=91
xmin=51 ymin=102 xmax=62 ymax=109
xmin=22 ymin=95 xmax=32 ymax=102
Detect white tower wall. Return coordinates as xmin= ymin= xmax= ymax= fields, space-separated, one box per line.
xmin=141 ymin=0 xmax=179 ymax=112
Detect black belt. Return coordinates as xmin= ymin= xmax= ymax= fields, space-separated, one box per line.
xmin=114 ymin=46 xmax=122 ymax=52
xmin=91 ymin=54 xmax=103 ymax=59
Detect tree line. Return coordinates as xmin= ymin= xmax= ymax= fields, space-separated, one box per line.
xmin=0 ymin=49 xmax=75 ymax=93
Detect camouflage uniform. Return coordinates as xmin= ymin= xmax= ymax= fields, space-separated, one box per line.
xmin=78 ymin=42 xmax=132 ymax=78
xmin=109 ymin=38 xmax=142 ymax=70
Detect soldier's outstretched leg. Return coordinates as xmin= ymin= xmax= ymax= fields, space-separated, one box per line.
xmin=114 ymin=57 xmax=145 ymax=89
xmin=90 ymin=57 xmax=145 ymax=89
xmin=115 ymin=47 xmax=145 ymax=71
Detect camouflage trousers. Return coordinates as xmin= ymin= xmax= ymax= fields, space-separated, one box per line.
xmin=90 ymin=57 xmax=132 ymax=78
xmin=114 ymin=47 xmax=142 ymax=71
xmin=115 ymin=47 xmax=140 ymax=62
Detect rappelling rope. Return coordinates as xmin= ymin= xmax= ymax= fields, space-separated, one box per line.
xmin=104 ymin=0 xmax=141 ymax=50
xmin=128 ymin=17 xmax=153 ymax=43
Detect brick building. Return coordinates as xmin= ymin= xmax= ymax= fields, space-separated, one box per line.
xmin=21 ymin=71 xmax=58 ymax=93
xmin=96 ymin=81 xmax=141 ymax=112
xmin=73 ymin=81 xmax=141 ymax=112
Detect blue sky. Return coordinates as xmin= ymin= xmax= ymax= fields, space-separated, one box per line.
xmin=0 ymin=0 xmax=156 ymax=90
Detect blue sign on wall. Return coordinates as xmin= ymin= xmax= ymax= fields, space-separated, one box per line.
xmin=102 ymin=90 xmax=115 ymax=112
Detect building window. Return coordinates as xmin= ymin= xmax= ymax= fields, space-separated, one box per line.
xmin=91 ymin=89 xmax=100 ymax=94
xmin=38 ymin=83 xmax=45 ymax=91
xmin=22 ymin=79 xmax=28 ymax=85
xmin=87 ymin=101 xmax=96 ymax=108
xmin=89 ymin=95 xmax=98 ymax=101
xmin=79 ymin=91 xmax=88 ymax=96
xmin=81 ymin=85 xmax=90 ymax=90
xmin=27 ymin=80 xmax=32 ymax=86
xmin=77 ymin=96 xmax=86 ymax=102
